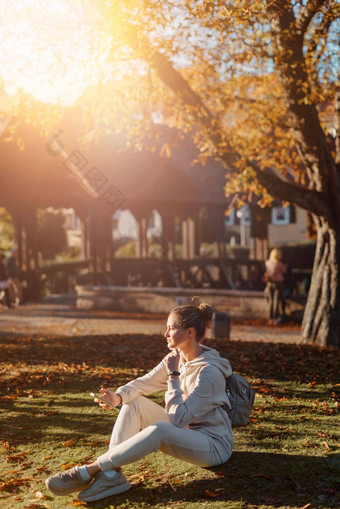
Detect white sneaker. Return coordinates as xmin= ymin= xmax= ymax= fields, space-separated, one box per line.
xmin=78 ymin=469 xmax=131 ymax=502
xmin=45 ymin=466 xmax=91 ymax=495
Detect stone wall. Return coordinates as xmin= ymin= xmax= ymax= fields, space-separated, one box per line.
xmin=76 ymin=285 xmax=306 ymax=321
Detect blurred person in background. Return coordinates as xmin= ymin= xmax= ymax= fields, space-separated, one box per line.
xmin=0 ymin=253 xmax=12 ymax=308
xmin=264 ymin=248 xmax=287 ymax=325
xmin=6 ymin=248 xmax=22 ymax=305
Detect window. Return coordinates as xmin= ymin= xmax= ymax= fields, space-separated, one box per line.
xmin=272 ymin=206 xmax=290 ymax=225
xmin=241 ymin=204 xmax=251 ymax=225
xmin=224 ymin=208 xmax=235 ymax=226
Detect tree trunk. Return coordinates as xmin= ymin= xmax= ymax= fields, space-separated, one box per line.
xmin=300 ymin=217 xmax=340 ymax=347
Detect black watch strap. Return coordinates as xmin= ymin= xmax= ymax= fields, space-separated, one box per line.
xmin=167 ymin=370 xmax=180 ymax=376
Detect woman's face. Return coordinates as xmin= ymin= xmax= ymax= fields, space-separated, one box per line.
xmin=164 ymin=313 xmax=191 ymax=350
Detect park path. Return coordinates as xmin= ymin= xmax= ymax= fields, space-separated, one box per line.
xmin=0 ymin=296 xmax=301 ymax=343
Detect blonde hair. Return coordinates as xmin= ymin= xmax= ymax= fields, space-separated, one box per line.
xmin=170 ymin=296 xmax=213 ymax=340
xmin=269 ymin=248 xmax=282 ymax=262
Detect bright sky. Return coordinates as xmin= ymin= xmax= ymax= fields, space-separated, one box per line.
xmin=0 ymin=0 xmax=114 ymax=106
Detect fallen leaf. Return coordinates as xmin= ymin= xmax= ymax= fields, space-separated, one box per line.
xmin=34 ymin=491 xmax=46 ymax=500
xmin=72 ymin=501 xmax=87 ymax=506
xmin=0 ymin=478 xmax=32 ymax=492
xmin=322 ymin=441 xmax=330 ymax=452
xmin=251 ymin=474 xmax=273 ymax=480
xmin=24 ymin=505 xmax=53 ymax=509
xmin=61 ymin=463 xmax=77 ymax=470
xmin=168 ymin=481 xmax=177 ymax=492
xmin=63 ymin=438 xmax=76 ymax=447
xmin=6 ymin=451 xmax=29 ymax=463
xmin=203 ymin=488 xmax=225 ymax=497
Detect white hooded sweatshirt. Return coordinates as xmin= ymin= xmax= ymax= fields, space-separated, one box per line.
xmin=116 ymin=345 xmax=233 ymax=459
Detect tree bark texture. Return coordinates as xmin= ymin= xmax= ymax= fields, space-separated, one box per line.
xmin=301 ymin=218 xmax=340 ymax=347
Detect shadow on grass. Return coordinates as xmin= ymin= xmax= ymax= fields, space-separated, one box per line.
xmin=75 ymin=452 xmax=340 ymax=509
xmin=0 ymin=334 xmax=339 ymax=382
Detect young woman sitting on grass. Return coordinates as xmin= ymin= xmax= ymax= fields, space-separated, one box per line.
xmin=45 ymin=298 xmax=233 ymax=502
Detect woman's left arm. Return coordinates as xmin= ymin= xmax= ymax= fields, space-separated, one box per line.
xmin=165 ymin=366 xmax=222 ymax=427
xmin=116 ymin=359 xmax=168 ymax=404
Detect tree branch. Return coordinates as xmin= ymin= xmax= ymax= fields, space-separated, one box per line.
xmin=266 ymin=0 xmax=335 ymax=194
xmin=126 ymin=27 xmax=332 ymax=219
xmin=143 ymin=46 xmax=237 ymax=169
xmin=296 ymin=0 xmax=326 ymax=35
xmin=250 ymin=162 xmax=329 ymax=218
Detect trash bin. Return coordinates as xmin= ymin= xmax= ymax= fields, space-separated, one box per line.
xmin=211 ymin=311 xmax=230 ymax=339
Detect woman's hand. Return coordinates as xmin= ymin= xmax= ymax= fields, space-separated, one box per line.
xmin=93 ymin=388 xmax=122 ymax=411
xmin=165 ymin=349 xmax=180 ymax=373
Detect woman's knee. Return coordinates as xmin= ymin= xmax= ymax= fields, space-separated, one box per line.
xmin=149 ymin=420 xmax=172 ymax=438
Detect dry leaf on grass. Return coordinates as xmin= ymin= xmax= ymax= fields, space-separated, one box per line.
xmin=0 ymin=478 xmax=32 ymax=492
xmin=250 ymin=473 xmax=273 ymax=480
xmin=6 ymin=451 xmax=30 ymax=463
xmin=34 ymin=491 xmax=46 ymax=500
xmin=203 ymin=488 xmax=225 ymax=497
xmin=322 ymin=441 xmax=330 ymax=452
xmin=24 ymin=504 xmax=53 ymax=509
xmin=62 ymin=438 xmax=76 ymax=447
xmin=61 ymin=463 xmax=77 ymax=470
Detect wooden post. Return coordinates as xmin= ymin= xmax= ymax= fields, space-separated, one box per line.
xmin=188 ymin=216 xmax=196 ymax=259
xmin=182 ymin=218 xmax=189 ymax=259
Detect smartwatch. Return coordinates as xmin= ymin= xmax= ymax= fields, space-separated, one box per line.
xmin=167 ymin=370 xmax=180 ymax=376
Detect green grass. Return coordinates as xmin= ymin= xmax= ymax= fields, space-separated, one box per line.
xmin=0 ymin=333 xmax=339 ymax=509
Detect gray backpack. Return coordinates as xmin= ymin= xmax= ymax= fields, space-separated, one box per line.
xmin=225 ymin=373 xmax=255 ymax=427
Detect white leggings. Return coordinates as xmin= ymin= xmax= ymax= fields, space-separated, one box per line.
xmin=96 ymin=396 xmax=230 ymax=471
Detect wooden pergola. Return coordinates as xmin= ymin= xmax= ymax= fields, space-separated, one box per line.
xmin=0 ymin=123 xmax=229 ymax=267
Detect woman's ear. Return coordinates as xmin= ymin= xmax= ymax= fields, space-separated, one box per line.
xmin=187 ymin=327 xmax=195 ymax=338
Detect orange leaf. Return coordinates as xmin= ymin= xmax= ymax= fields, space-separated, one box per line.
xmin=6 ymin=451 xmax=29 ymax=463
xmin=322 ymin=441 xmax=330 ymax=452
xmin=251 ymin=474 xmax=273 ymax=480
xmin=204 ymin=488 xmax=225 ymax=498
xmin=72 ymin=501 xmax=87 ymax=506
xmin=61 ymin=463 xmax=76 ymax=470
xmin=63 ymin=438 xmax=76 ymax=447
xmin=24 ymin=505 xmax=53 ymax=509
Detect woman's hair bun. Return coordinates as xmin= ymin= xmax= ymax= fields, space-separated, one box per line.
xmin=191 ymin=296 xmax=214 ymax=323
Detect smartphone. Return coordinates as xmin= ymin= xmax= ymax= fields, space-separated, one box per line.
xmin=90 ymin=392 xmax=116 ymax=409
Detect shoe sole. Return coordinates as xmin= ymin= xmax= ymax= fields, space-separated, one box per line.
xmin=78 ymin=481 xmax=131 ymax=502
xmin=45 ymin=479 xmax=89 ymax=496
